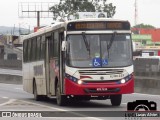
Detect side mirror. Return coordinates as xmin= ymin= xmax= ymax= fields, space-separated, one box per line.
xmin=62 ymin=41 xmax=67 ymax=51
xmin=132 ymin=41 xmax=136 ymax=52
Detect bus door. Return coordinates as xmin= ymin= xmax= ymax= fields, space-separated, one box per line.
xmin=59 ymin=32 xmax=65 ymax=94
xmin=45 ymin=31 xmax=65 ymax=96
xmin=48 ymin=32 xmax=56 ymax=96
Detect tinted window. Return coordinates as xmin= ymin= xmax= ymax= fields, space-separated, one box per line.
xmin=31 ymin=38 xmax=37 ymax=61
xmin=28 ymin=39 xmax=32 ymax=62
xmin=54 ymin=32 xmax=58 ymax=57
xmin=36 ymin=36 xmax=41 ymax=60
xmin=40 ymin=35 xmax=46 ymax=59
xmin=23 ymin=40 xmax=28 ymax=62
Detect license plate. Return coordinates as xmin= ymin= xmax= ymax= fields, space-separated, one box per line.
xmin=97 ymin=88 xmax=108 ymax=91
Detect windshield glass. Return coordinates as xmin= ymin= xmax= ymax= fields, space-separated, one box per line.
xmin=66 ymin=34 xmax=132 ymax=68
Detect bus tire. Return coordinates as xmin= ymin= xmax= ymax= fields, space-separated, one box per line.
xmin=56 ymin=81 xmax=67 ymax=106
xmin=33 ymin=82 xmax=43 ymax=101
xmin=110 ymin=94 xmax=122 ymax=106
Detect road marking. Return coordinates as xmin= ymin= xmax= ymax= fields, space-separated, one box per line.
xmin=19 ymin=100 xmax=67 ymax=111
xmin=0 ymin=99 xmax=16 ymax=107
xmin=19 ymin=100 xmax=102 ymax=120
xmin=0 ymin=83 xmax=12 ymax=85
xmin=133 ymin=93 xmax=160 ymax=97
xmin=2 ymin=97 xmax=9 ymax=99
xmin=122 ymin=103 xmax=127 ymax=105
xmin=15 ymin=88 xmax=22 ymax=90
xmin=0 ymin=83 xmax=21 ymax=86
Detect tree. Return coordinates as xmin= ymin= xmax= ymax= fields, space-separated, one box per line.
xmin=49 ymin=0 xmax=116 ymax=20
xmin=92 ymin=0 xmax=116 ymax=18
xmin=132 ymin=23 xmax=155 ymax=28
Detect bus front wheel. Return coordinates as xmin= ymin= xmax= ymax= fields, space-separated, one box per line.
xmin=56 ymin=82 xmax=67 ymax=106
xmin=110 ymin=94 xmax=122 ymax=106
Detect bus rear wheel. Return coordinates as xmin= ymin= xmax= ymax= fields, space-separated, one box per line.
xmin=33 ymin=82 xmax=43 ymax=101
xmin=110 ymin=94 xmax=122 ymax=106
xmin=56 ymin=82 xmax=67 ymax=106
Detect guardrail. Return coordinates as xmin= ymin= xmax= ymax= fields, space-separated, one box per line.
xmin=0 ymin=68 xmax=22 ymax=84
xmin=0 ymin=68 xmax=22 ymax=76
xmin=0 ymin=74 xmax=22 ymax=84
xmin=134 ymin=58 xmax=160 ymax=73
xmin=0 ymin=60 xmax=22 ymax=70
xmin=134 ymin=76 xmax=160 ymax=95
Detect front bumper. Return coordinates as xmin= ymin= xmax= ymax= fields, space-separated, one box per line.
xmin=65 ymin=77 xmax=134 ymax=95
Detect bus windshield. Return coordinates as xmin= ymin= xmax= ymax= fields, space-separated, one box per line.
xmin=66 ymin=34 xmax=132 ymax=68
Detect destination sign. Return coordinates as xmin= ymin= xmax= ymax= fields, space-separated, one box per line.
xmin=67 ymin=21 xmax=130 ymax=31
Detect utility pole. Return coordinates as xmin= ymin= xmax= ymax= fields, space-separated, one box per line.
xmin=135 ymin=0 xmax=138 ymax=26
xmin=37 ymin=11 xmax=40 ymax=28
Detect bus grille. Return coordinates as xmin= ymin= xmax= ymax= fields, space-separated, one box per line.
xmin=79 ymin=69 xmax=124 ymax=75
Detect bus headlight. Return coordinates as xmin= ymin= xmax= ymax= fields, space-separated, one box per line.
xmin=78 ymin=80 xmax=83 ymax=85
xmin=120 ymin=79 xmax=126 ymax=84
xmin=117 ymin=74 xmax=132 ymax=84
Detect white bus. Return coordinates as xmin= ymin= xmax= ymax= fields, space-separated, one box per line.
xmin=22 ymin=18 xmax=134 ymax=106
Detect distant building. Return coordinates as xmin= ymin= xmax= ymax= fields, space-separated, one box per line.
xmin=0 ymin=42 xmax=4 ymax=59
xmin=132 ymin=28 xmax=160 ymax=42
xmin=2 ymin=35 xmax=22 ymax=60
xmin=0 ymin=35 xmax=5 ymax=59
xmin=132 ymin=28 xmax=160 ymax=57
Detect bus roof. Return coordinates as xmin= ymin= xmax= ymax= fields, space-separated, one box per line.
xmin=22 ymin=22 xmax=66 ymax=41
xmin=22 ymin=18 xmax=130 ymax=41
xmin=67 ymin=18 xmax=129 ymax=23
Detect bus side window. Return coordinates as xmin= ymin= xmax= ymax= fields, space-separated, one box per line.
xmin=46 ymin=32 xmax=52 ymax=59
xmin=23 ymin=40 xmax=28 ymax=62
xmin=54 ymin=32 xmax=58 ymax=57
xmin=50 ymin=33 xmax=54 ymax=58
xmin=31 ymin=38 xmax=37 ymax=61
xmin=28 ymin=39 xmax=32 ymax=62
xmin=60 ymin=32 xmax=64 ymax=41
xmin=37 ymin=36 xmax=41 ymax=60
xmin=40 ymin=35 xmax=46 ymax=60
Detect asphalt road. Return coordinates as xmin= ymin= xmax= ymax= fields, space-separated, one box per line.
xmin=0 ymin=83 xmax=159 ymax=120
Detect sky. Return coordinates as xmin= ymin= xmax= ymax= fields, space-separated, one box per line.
xmin=0 ymin=0 xmax=160 ymax=29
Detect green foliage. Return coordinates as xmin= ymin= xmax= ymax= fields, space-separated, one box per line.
xmin=132 ymin=23 xmax=155 ymax=28
xmin=49 ymin=0 xmax=116 ymax=20
xmin=93 ymin=1 xmax=116 ymax=18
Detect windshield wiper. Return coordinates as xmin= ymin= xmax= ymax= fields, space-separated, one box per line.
xmin=107 ymin=32 xmax=116 ymax=58
xmin=107 ymin=32 xmax=116 ymax=50
xmin=82 ymin=32 xmax=90 ymax=52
